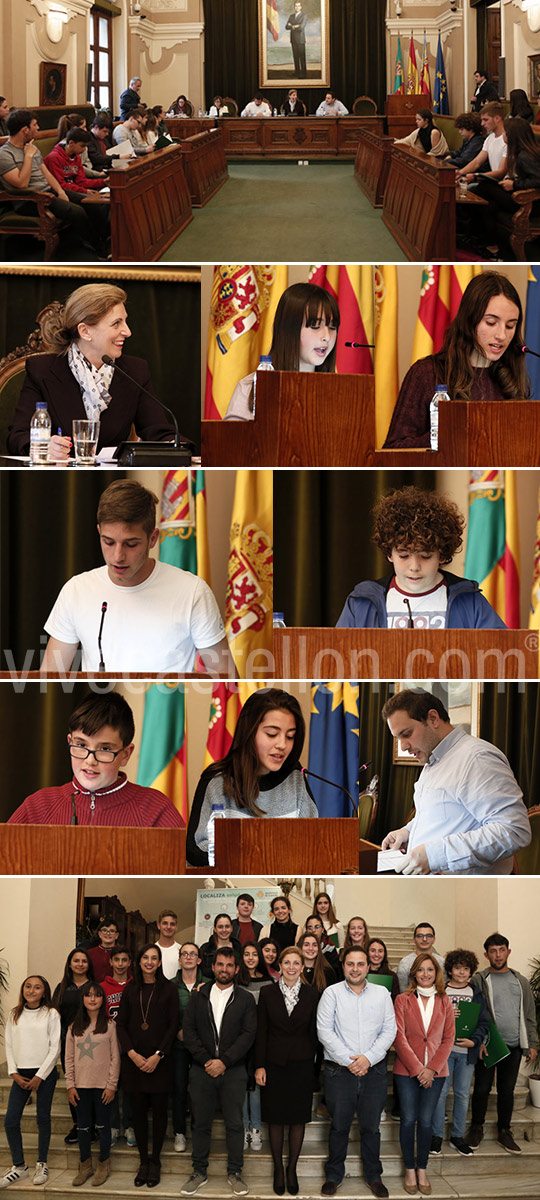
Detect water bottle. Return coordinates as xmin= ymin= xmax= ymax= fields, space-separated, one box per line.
xmin=252 ymin=355 xmax=274 ymax=416
xmin=273 ymin=107 xmax=278 ymax=117
xmin=29 ymin=402 xmax=51 ymax=465
xmin=207 ymin=802 xmax=225 ymax=867
xmin=273 ymin=613 xmax=286 ymax=628
xmin=429 ymin=384 xmax=451 ymax=451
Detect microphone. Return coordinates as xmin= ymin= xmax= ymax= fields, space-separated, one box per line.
xmin=300 ymin=763 xmax=372 ymax=817
xmin=98 ymin=601 xmax=107 ymax=673
xmin=404 ymin=597 xmax=414 ymax=629
xmin=344 ymin=341 xmax=375 ymax=349
xmin=522 ymin=344 xmax=540 ymax=360
xmin=70 ymin=789 xmax=79 ymax=826
xmin=101 ymin=355 xmax=194 ymax=467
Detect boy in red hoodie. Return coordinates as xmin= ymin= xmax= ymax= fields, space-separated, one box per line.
xmin=102 ymin=946 xmax=134 ymax=1145
xmin=45 ymin=127 xmax=109 ymax=251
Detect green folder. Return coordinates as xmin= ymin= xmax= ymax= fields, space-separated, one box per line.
xmin=367 ymin=972 xmax=393 ymax=992
xmin=482 ymin=1020 xmax=510 ymax=1068
xmin=454 ymin=1000 xmax=480 ymax=1039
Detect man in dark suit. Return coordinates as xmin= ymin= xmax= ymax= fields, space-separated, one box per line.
xmin=471 ymin=69 xmax=499 ymax=111
xmin=286 ymin=2 xmax=308 ymax=78
xmin=119 ymin=76 xmax=144 ymax=120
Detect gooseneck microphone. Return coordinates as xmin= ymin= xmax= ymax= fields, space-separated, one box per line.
xmin=101 ymin=355 xmax=193 ymax=467
xmin=70 ymin=790 xmax=79 ymax=826
xmin=404 ymin=597 xmax=414 ymax=629
xmin=344 ymin=341 xmax=375 ymax=349
xmin=300 ymin=762 xmax=372 ymax=817
xmin=98 ymin=601 xmax=107 ymax=673
xmin=522 ymin=345 xmax=540 ymax=360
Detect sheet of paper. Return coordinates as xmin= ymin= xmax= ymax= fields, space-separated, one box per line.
xmin=377 ymin=849 xmax=406 ymax=873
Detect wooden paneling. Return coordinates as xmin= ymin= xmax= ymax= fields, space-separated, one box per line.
xmin=109 ymin=145 xmax=192 ymax=261
xmin=166 ymin=117 xmax=383 ymax=160
xmin=354 ymin=128 xmax=394 ymax=207
xmin=179 ymin=128 xmax=228 ymax=207
xmin=0 ymin=826 xmax=187 ymax=875
xmin=382 ymin=144 xmax=456 ymax=261
xmin=214 ymin=819 xmax=378 ymax=874
xmin=373 ymin=401 xmax=540 ymax=467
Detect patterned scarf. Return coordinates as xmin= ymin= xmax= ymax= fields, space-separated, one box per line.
xmin=279 ymin=975 xmax=301 ymax=1016
xmin=68 ymin=342 xmax=115 ymax=420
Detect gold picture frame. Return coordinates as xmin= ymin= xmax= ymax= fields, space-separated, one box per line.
xmin=258 ymin=0 xmax=329 ymax=90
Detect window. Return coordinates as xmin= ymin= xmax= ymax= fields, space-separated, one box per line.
xmin=90 ymin=8 xmax=113 ymax=111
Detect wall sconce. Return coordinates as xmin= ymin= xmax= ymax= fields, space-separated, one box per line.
xmin=46 ymin=3 xmax=68 ymax=43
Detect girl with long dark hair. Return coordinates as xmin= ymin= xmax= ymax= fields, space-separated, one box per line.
xmin=225 ymin=282 xmax=340 ymax=419
xmin=199 ymin=914 xmax=241 ymax=977
xmin=187 ymin=688 xmax=317 ymax=865
xmin=394 ymin=109 xmax=449 ymax=156
xmin=53 ymin=949 xmax=95 ymax=1146
xmin=474 ymin=118 xmax=540 ymax=258
xmin=367 ymin=938 xmax=400 ymax=1003
xmin=384 ymin=272 xmax=530 ymax=448
xmin=65 ymin=982 xmax=120 ymax=1187
xmin=2 ymin=977 xmax=60 ymax=1189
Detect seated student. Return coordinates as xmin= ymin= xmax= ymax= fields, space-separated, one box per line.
xmin=473 ymin=118 xmax=540 ymax=259
xmin=7 ymin=282 xmax=177 ymax=459
xmin=508 ymin=88 xmax=534 ymax=123
xmin=151 ymin=106 xmax=174 ymax=143
xmin=444 ymin=113 xmax=484 ymax=169
xmin=0 ymin=95 xmax=9 ymax=137
xmin=88 ymin=116 xmax=120 ymax=171
xmin=225 ymin=282 xmax=340 ymax=420
xmin=456 ymin=103 xmax=507 ymax=185
xmin=168 ymin=95 xmax=191 ymax=117
xmin=56 ymin=114 xmax=106 ymax=178
xmin=40 ymin=479 xmax=235 ymax=676
xmin=112 ymin=112 xmax=152 ymax=155
xmin=7 ymin=692 xmax=185 ymax=827
xmin=315 ymin=90 xmax=348 ymax=116
xmin=394 ymin=108 xmax=449 ymax=156
xmin=0 ymin=109 xmax=96 ymax=251
xmin=383 ymin=272 xmax=529 ymax=449
xmin=241 ymin=93 xmax=272 ymax=118
xmin=186 ymin=688 xmax=318 ymax=866
xmin=281 ymin=89 xmax=305 ymax=116
xmin=44 ymin=128 xmax=109 ymax=254
xmin=336 ymin=486 xmax=507 ymax=630
xmin=139 ymin=110 xmax=158 ymax=148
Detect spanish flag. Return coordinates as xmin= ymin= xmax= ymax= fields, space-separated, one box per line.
xmin=203 ymin=682 xmax=268 ymax=769
xmin=411 ymin=265 xmax=483 ymax=364
xmin=204 ymin=265 xmax=288 ymax=419
xmin=407 ymin=34 xmax=420 ymax=95
xmin=226 ymin=470 xmax=273 ymax=677
xmin=529 ymin=487 xmax=540 ymax=629
xmin=137 ymin=684 xmax=187 ymax=823
xmin=464 ymin=470 xmax=520 ymax=629
xmin=374 ymin=265 xmax=399 ymax=446
xmin=309 ymin=264 xmax=374 ymax=375
xmin=420 ymin=33 xmax=431 ymax=101
xmin=267 ymin=0 xmax=279 ymax=42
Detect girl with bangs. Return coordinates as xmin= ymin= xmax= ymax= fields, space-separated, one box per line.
xmin=225 ymin=282 xmax=340 ymax=420
xmin=2 ymin=976 xmax=60 ymax=1189
xmin=65 ymin=982 xmax=120 ymax=1187
xmin=383 ymin=272 xmax=530 ymax=449
xmin=186 ymin=688 xmax=318 ymax=867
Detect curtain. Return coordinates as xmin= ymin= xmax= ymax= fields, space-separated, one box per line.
xmin=202 ymin=0 xmax=387 ymax=114
xmin=480 ymin=683 xmax=540 ymax=874
xmin=0 ymin=471 xmax=126 ymax=671
xmin=274 ymin=469 xmax=436 ymax=627
xmin=0 ymin=270 xmax=201 ymax=450
xmin=0 ymin=683 xmax=90 ymax=821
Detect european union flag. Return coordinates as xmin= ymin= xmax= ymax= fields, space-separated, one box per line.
xmin=308 ymin=684 xmax=360 ymax=816
xmin=525 ymin=266 xmax=540 ymax=400
xmin=433 ymin=34 xmax=449 ymax=115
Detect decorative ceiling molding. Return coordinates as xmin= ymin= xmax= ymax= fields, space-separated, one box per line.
xmin=140 ymin=0 xmax=188 ymax=11
xmin=27 ymin=0 xmax=92 ymax=17
xmin=128 ymin=17 xmax=203 ymax=61
xmin=387 ymin=12 xmax=462 ymax=41
xmin=516 ymin=0 xmax=540 ymax=33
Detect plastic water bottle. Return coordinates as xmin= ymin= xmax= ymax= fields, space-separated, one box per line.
xmin=429 ymin=384 xmax=451 ymax=451
xmin=207 ymin=802 xmax=225 ymax=867
xmin=29 ymin=402 xmax=51 ymax=465
xmin=273 ymin=107 xmax=278 ymax=117
xmin=252 ymin=355 xmax=274 ymax=416
xmin=273 ymin=613 xmax=286 ymax=628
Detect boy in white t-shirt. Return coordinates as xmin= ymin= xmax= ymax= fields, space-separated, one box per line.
xmin=336 ymin=486 xmax=506 ymax=630
xmin=41 ymin=479 xmax=236 ymax=676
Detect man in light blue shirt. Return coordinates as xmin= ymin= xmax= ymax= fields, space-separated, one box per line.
xmin=317 ymin=948 xmax=396 ymax=1198
xmin=380 ymin=689 xmax=530 ymax=876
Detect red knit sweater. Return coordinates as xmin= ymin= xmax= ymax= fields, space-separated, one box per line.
xmin=7 ymin=773 xmax=185 ymax=827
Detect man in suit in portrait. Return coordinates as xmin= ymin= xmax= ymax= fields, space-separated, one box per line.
xmin=286 ymin=2 xmax=308 ymax=78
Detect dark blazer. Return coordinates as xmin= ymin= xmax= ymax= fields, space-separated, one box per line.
xmin=7 ymin=353 xmax=177 ymax=455
xmin=280 ymin=101 xmax=306 ymax=117
xmin=255 ymin=980 xmax=318 ymax=1068
xmin=183 ymin=981 xmax=257 ymax=1068
xmin=286 ymin=11 xmax=307 ymax=44
xmin=231 ymin=917 xmax=263 ymax=942
xmin=120 ymin=87 xmax=142 ymax=120
xmin=472 ymin=80 xmax=499 ymax=111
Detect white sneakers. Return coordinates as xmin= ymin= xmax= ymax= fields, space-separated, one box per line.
xmin=0 ymin=1166 xmax=29 ymax=1189
xmin=175 ymin=1134 xmax=187 ymax=1152
xmin=250 ymin=1130 xmax=262 ymax=1151
xmin=33 ymin=1164 xmax=48 ymax=1187
xmin=124 ymin=1127 xmax=136 ymax=1147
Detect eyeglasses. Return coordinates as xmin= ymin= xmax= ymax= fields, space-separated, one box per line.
xmin=416 ymin=933 xmax=435 ymax=941
xmin=70 ymin=744 xmax=124 ymax=764
xmin=181 ymin=951 xmax=198 ymax=958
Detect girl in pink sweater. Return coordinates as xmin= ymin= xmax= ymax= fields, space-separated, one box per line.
xmin=65 ymin=982 xmax=120 ymax=1187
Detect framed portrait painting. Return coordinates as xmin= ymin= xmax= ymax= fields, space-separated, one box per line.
xmin=259 ymin=0 xmax=329 ymax=89
xmin=529 ymin=53 xmax=540 ymax=101
xmin=40 ymin=62 xmax=67 ymax=106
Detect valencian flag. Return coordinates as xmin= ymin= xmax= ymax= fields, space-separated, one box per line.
xmin=203 ymin=682 xmax=268 ymax=769
xmin=420 ymin=33 xmax=431 ymax=100
xmin=407 ymin=34 xmax=419 ymax=94
xmin=267 ymin=0 xmax=280 ymax=41
xmin=464 ymin=470 xmax=520 ymax=628
xmin=137 ymin=684 xmax=187 ymax=822
xmin=205 ymin=265 xmax=288 ymax=419
xmin=309 ymin=264 xmax=374 ymax=376
xmin=226 ymin=470 xmax=273 ymax=677
xmin=374 ymin=265 xmax=399 ymax=446
xmin=411 ymin=265 xmax=482 ymax=364
xmin=524 ymin=266 xmax=540 ymax=400
xmin=529 ymin=488 xmax=540 ymax=629
xmin=394 ymin=35 xmax=404 ymax=95
xmin=308 ymin=684 xmax=360 ymax=817
xmin=433 ymin=33 xmax=449 ymax=114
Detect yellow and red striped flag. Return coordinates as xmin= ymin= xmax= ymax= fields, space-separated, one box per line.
xmin=204 ymin=265 xmax=288 ymax=419
xmin=420 ymin=33 xmax=431 ymax=101
xmin=407 ymin=35 xmax=420 ymax=94
xmin=309 ymin=265 xmax=374 ymax=376
xmin=226 ymin=470 xmax=273 ymax=677
xmin=529 ymin=487 xmax=540 ymax=629
xmin=464 ymin=470 xmax=520 ymax=628
xmin=267 ymin=0 xmax=279 ymax=42
xmin=411 ymin=265 xmax=483 ymax=363
xmin=374 ymin=265 xmax=399 ymax=446
xmin=203 ymin=683 xmax=268 ymax=769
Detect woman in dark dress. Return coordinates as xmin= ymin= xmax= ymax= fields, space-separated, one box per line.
xmin=255 ymin=946 xmax=318 ymax=1196
xmin=53 ymin=948 xmax=95 ymax=1145
xmin=116 ymin=943 xmax=178 ymax=1187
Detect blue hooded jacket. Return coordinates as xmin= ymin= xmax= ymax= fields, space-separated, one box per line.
xmin=336 ymin=570 xmax=507 ymax=630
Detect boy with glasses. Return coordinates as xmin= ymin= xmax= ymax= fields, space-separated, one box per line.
xmin=7 ymin=692 xmax=184 ymax=827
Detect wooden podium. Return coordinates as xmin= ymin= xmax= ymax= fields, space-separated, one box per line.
xmin=373 ymin=400 xmax=540 ymax=467
xmin=213 ymin=818 xmax=378 ymax=874
xmin=385 ymin=94 xmax=428 ymax=139
xmin=0 ymin=825 xmax=186 ymax=875
xmin=201 ymin=372 xmax=376 ymax=467
xmin=273 ymin=629 xmax=540 ymax=680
